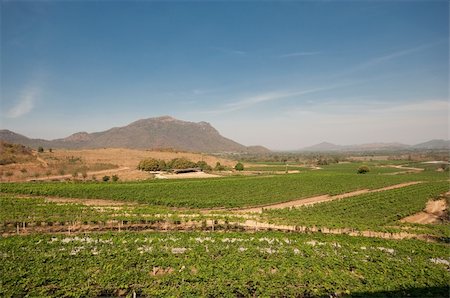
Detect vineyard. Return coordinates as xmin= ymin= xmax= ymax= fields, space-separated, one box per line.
xmin=2 ymin=167 xmax=445 ymax=208
xmin=0 ymin=161 xmax=449 ymax=297
xmin=1 ymin=232 xmax=449 ymax=297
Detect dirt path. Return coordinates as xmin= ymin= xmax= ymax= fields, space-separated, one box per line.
xmin=400 ymin=199 xmax=448 ymax=224
xmin=2 ymin=217 xmax=437 ymax=242
xmin=236 ymin=181 xmax=422 ymax=213
xmin=45 ymin=197 xmax=136 ymax=206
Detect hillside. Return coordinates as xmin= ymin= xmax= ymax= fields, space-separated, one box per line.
xmin=0 ymin=116 xmax=270 ymax=153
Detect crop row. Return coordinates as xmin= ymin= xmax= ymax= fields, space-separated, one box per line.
xmin=1 ymin=170 xmax=441 ymax=208
xmin=263 ymin=181 xmax=449 ymax=233
xmin=1 ymin=231 xmax=448 ymax=297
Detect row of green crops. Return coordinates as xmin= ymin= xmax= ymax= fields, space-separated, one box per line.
xmin=263 ymin=181 xmax=450 ymax=234
xmin=1 ymin=231 xmax=448 ymax=297
xmin=2 ymin=168 xmax=446 ymax=208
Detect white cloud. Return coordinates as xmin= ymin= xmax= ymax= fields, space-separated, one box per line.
xmin=6 ymin=85 xmax=40 ymax=118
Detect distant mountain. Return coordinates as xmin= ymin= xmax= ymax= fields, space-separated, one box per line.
xmin=299 ymin=140 xmax=448 ymax=152
xmin=411 ymin=139 xmax=450 ymax=150
xmin=0 ymin=116 xmax=270 ymax=153
xmin=301 ymin=142 xmax=344 ymax=151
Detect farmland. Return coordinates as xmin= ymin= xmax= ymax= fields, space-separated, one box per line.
xmin=1 ymin=232 xmax=449 ymax=297
xmin=1 ymin=160 xmax=449 ymax=297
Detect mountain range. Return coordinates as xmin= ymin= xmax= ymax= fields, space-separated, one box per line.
xmin=300 ymin=140 xmax=450 ymax=152
xmin=0 ymin=116 xmax=269 ymax=153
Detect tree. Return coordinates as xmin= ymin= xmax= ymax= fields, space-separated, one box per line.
xmin=37 ymin=146 xmax=44 ymax=153
xmin=102 ymin=175 xmax=110 ymax=182
xmin=234 ymin=162 xmax=244 ymax=171
xmin=196 ymin=161 xmax=212 ymax=172
xmin=214 ymin=162 xmax=226 ymax=171
xmin=167 ymin=158 xmax=196 ymax=169
xmin=138 ymin=158 xmax=165 ymax=171
xmin=357 ymin=166 xmax=370 ymax=174
xmin=112 ymin=174 xmax=119 ymax=182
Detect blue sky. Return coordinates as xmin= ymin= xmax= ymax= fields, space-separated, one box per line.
xmin=1 ymin=0 xmax=448 ymax=150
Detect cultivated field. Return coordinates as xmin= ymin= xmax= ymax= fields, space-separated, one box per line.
xmin=1 ymin=159 xmax=449 ymax=297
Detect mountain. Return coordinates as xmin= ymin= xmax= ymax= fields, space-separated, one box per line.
xmin=301 ymin=142 xmax=344 ymax=151
xmin=411 ymin=139 xmax=450 ymax=150
xmin=0 ymin=116 xmax=270 ymax=153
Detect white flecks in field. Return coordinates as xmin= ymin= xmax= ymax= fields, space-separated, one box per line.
xmin=377 ymin=247 xmax=395 ymax=255
xmin=305 ymin=240 xmax=325 ymax=247
xmin=238 ymin=247 xmax=247 ymax=252
xmin=430 ymin=258 xmax=450 ymax=266
xmin=137 ymin=246 xmax=153 ymax=254
xmin=171 ymin=247 xmax=188 ymax=254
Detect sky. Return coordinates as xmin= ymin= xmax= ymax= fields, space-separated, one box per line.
xmin=1 ymin=0 xmax=448 ymax=150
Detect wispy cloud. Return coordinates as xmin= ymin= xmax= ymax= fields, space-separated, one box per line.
xmin=6 ymin=85 xmax=40 ymax=118
xmin=279 ymin=51 xmax=320 ymax=58
xmin=205 ymin=81 xmax=360 ymax=114
xmin=212 ymin=47 xmax=246 ymax=55
xmin=335 ymin=40 xmax=445 ymax=77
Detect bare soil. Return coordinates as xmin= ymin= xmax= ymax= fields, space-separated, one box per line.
xmin=400 ymin=199 xmax=448 ymax=224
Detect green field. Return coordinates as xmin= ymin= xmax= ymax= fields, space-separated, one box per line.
xmin=1 ymin=232 xmax=449 ymax=297
xmin=2 ymin=165 xmax=446 ymax=208
xmin=263 ymin=181 xmax=449 ymax=235
xmin=1 ymin=161 xmax=449 ymax=297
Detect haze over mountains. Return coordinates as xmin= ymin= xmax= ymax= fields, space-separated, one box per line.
xmin=0 ymin=116 xmax=269 ymax=153
xmin=301 ymin=140 xmax=450 ymax=152
xmin=1 ymin=116 xmax=448 ymax=153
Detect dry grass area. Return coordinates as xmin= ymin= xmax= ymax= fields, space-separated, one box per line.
xmin=0 ymin=148 xmax=235 ymax=182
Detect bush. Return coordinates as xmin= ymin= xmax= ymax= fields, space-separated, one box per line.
xmin=102 ymin=175 xmax=110 ymax=182
xmin=196 ymin=161 xmax=212 ymax=172
xmin=167 ymin=158 xmax=197 ymax=169
xmin=234 ymin=162 xmax=244 ymax=171
xmin=37 ymin=147 xmax=44 ymax=153
xmin=357 ymin=166 xmax=370 ymax=174
xmin=138 ymin=158 xmax=166 ymax=171
xmin=112 ymin=175 xmax=119 ymax=182
xmin=214 ymin=162 xmax=226 ymax=171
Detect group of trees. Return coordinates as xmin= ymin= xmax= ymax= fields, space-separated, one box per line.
xmin=138 ymin=158 xmax=245 ymax=172
xmin=138 ymin=158 xmax=213 ymax=172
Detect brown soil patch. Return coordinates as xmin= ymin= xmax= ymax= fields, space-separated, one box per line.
xmin=155 ymin=172 xmax=220 ymax=179
xmin=236 ymin=181 xmax=422 ymax=213
xmin=44 ymin=197 xmax=136 ymax=206
xmin=400 ymin=199 xmax=448 ymax=224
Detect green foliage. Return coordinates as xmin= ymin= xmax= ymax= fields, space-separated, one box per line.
xmin=112 ymin=175 xmax=119 ymax=182
xmin=3 ymin=168 xmax=444 ymax=208
xmin=214 ymin=162 xmax=226 ymax=171
xmin=1 ymin=232 xmax=449 ymax=297
xmin=357 ymin=165 xmax=370 ymax=174
xmin=234 ymin=162 xmax=244 ymax=171
xmin=37 ymin=146 xmax=44 ymax=153
xmin=102 ymin=175 xmax=110 ymax=182
xmin=196 ymin=161 xmax=212 ymax=172
xmin=167 ymin=158 xmax=197 ymax=169
xmin=264 ymin=181 xmax=449 ymax=232
xmin=138 ymin=158 xmax=166 ymax=171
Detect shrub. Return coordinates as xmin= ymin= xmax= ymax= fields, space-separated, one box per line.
xmin=234 ymin=162 xmax=244 ymax=171
xmin=102 ymin=175 xmax=110 ymax=182
xmin=357 ymin=166 xmax=370 ymax=174
xmin=138 ymin=158 xmax=166 ymax=171
xmin=196 ymin=161 xmax=212 ymax=172
xmin=112 ymin=175 xmax=119 ymax=182
xmin=167 ymin=158 xmax=196 ymax=169
xmin=37 ymin=146 xmax=44 ymax=153
xmin=214 ymin=162 xmax=226 ymax=171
